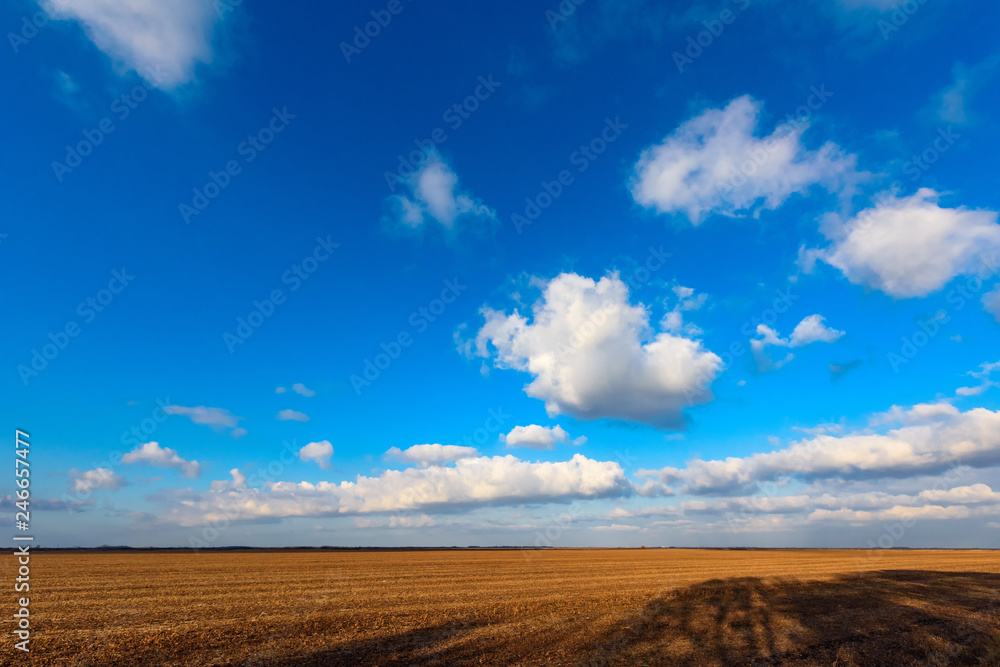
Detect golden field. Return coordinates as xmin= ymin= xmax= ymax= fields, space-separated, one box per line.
xmin=3 ymin=548 xmax=999 ymax=666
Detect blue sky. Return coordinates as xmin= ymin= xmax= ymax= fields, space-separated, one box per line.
xmin=3 ymin=0 xmax=1000 ymax=548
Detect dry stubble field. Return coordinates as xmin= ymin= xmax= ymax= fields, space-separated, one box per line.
xmin=3 ymin=548 xmax=1000 ymax=666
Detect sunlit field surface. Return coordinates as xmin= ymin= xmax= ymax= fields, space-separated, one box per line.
xmin=3 ymin=548 xmax=999 ymax=666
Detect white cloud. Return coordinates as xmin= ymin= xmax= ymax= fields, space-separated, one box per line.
xmin=957 ymin=384 xmax=993 ymax=397
xmin=751 ymin=314 xmax=844 ymax=372
xmin=792 ymin=422 xmax=845 ymax=437
xmin=808 ymin=189 xmax=1000 ymax=298
xmin=918 ymin=483 xmax=1000 ymax=505
xmin=662 ymin=285 xmax=708 ymax=336
xmin=957 ymin=360 xmax=1000 ymax=396
xmin=122 ymin=441 xmax=200 ymax=478
xmin=809 ymin=504 xmax=970 ymax=522
xmin=69 ymin=467 xmax=126 ymax=493
xmin=277 ymin=383 xmax=316 ymax=397
xmin=388 ymin=514 xmax=436 ymax=528
xmin=592 ymin=524 xmax=640 ymax=532
xmin=209 ymin=468 xmax=247 ymax=491
xmin=388 ymin=151 xmax=496 ymax=231
xmin=983 ymin=285 xmax=1000 ymax=323
xmin=40 ymin=0 xmax=223 ymax=89
xmin=469 ymin=272 xmax=721 ymax=428
xmin=230 ymin=427 xmax=248 ymax=439
xmin=276 ymin=409 xmax=309 ymax=422
xmin=384 ymin=444 xmax=479 ymax=467
xmin=163 ymin=405 xmax=243 ymax=435
xmin=639 ymin=406 xmax=1000 ymax=495
xmin=291 ymin=383 xmax=315 ymax=397
xmin=299 ymin=441 xmax=334 ymax=469
xmin=970 ymin=361 xmax=1000 ymax=379
xmin=608 ymin=480 xmax=1000 ymax=534
xmin=630 ymin=95 xmax=858 ymax=224
xmin=165 ymin=453 xmax=631 ymax=524
xmin=869 ymin=402 xmax=959 ymax=426
xmin=502 ymin=424 xmax=585 ymax=450
xmin=789 ymin=314 xmax=845 ymax=346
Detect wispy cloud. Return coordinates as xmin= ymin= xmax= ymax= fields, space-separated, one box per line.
xmin=387 ymin=151 xmax=496 ymax=233
xmin=69 ymin=467 xmax=126 ymax=493
xmin=163 ymin=405 xmax=245 ymax=436
xmin=276 ymin=409 xmax=309 ymax=422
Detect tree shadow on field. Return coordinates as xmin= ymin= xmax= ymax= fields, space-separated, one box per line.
xmin=248 ymin=570 xmax=1000 ymax=666
xmin=582 ymin=570 xmax=1000 ymax=667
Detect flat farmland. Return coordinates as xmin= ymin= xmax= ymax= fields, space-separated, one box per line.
xmin=3 ymin=549 xmax=1000 ymax=666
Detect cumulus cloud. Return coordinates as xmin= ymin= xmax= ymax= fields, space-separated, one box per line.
xmin=276 ymin=409 xmax=309 ymax=422
xmin=501 ymin=424 xmax=586 ymax=450
xmin=163 ymin=453 xmax=631 ymax=524
xmin=384 ymin=444 xmax=480 ymax=467
xmin=122 ymin=441 xmax=200 ymax=478
xmin=630 ymin=95 xmax=858 ymax=224
xmin=388 ymin=151 xmax=496 ymax=232
xmin=789 ymin=314 xmax=846 ymax=346
xmin=40 ymin=0 xmax=223 ymax=89
xmin=639 ymin=406 xmax=1000 ymax=495
xmin=299 ymin=440 xmax=334 ymax=469
xmin=918 ymin=483 xmax=1000 ymax=505
xmin=468 ymin=272 xmax=722 ymax=428
xmin=806 ymin=189 xmax=1000 ymax=298
xmin=209 ymin=468 xmax=247 ymax=491
xmin=69 ymin=467 xmax=126 ymax=493
xmin=751 ymin=314 xmax=844 ymax=372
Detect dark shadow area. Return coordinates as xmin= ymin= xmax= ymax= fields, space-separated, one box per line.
xmin=580 ymin=570 xmax=1000 ymax=667
xmin=243 ymin=570 xmax=1000 ymax=666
